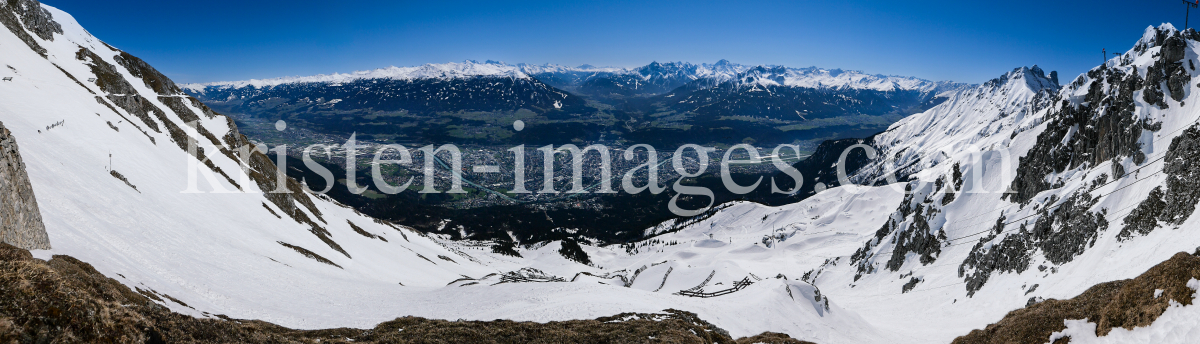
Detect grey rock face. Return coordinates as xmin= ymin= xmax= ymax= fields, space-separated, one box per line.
xmin=959 ymin=215 xmax=1032 ymax=297
xmin=1008 ymin=59 xmax=1164 ymax=204
xmin=959 ymin=192 xmax=1107 ymax=296
xmin=0 ymin=122 xmax=49 ymax=250
xmin=850 ymin=181 xmax=949 ymax=280
xmin=1159 ymin=125 xmax=1200 ymax=224
xmin=1120 ymin=186 xmax=1165 ymax=240
xmin=1142 ymin=32 xmax=1194 ymax=106
xmin=0 ymin=0 xmax=63 ymax=60
xmin=1030 ymin=193 xmax=1108 ymax=265
xmin=901 ymin=277 xmax=922 ymax=293
xmin=113 ymin=51 xmax=181 ymax=96
xmin=3 ymin=0 xmax=62 ymax=41
xmin=1121 ymin=124 xmax=1200 ymax=241
xmin=1162 ymin=36 xmax=1188 ymax=63
xmin=884 ymin=203 xmax=943 ymax=272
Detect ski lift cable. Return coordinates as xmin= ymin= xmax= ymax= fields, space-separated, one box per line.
xmin=937 ymin=115 xmax=1198 ymax=240
xmin=857 ymin=168 xmax=1163 ymax=263
xmin=800 ymin=118 xmax=1192 ymax=274
xmin=838 ymin=200 xmax=1147 ymax=299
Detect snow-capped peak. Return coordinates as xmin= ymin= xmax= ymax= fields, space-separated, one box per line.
xmin=185 ymin=59 xmax=963 ymax=96
xmin=726 ymin=65 xmax=963 ymax=94
xmin=854 ymin=65 xmax=1059 ymax=184
xmin=515 ymin=63 xmax=628 ymax=74
xmin=989 ymin=65 xmax=1059 ymax=94
xmin=1138 ymin=23 xmax=1180 ymax=47
xmin=182 ymin=60 xmax=529 ymax=92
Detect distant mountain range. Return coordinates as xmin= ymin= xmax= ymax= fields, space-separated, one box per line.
xmin=517 ymin=59 xmax=962 ymax=96
xmin=185 ymin=59 xmax=960 ymax=95
xmin=183 ymin=60 xmax=971 ymax=147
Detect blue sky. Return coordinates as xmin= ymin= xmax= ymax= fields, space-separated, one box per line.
xmin=44 ymin=0 xmax=1193 ymax=84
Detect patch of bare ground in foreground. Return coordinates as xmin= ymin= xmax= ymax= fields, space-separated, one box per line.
xmin=0 ymin=243 xmax=815 ymax=343
xmin=953 ymin=251 xmax=1200 ymax=344
xmin=734 ymin=332 xmax=817 ymax=344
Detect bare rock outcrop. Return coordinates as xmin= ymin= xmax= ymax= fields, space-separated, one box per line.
xmin=0 ymin=122 xmax=48 ymax=250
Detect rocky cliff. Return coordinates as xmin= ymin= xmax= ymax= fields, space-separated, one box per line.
xmin=0 ymin=121 xmax=47 ymax=250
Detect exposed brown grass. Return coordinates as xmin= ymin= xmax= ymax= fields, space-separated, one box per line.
xmin=734 ymin=331 xmax=817 ymax=344
xmin=0 ymin=243 xmax=815 ymax=343
xmin=953 ymin=251 xmax=1200 ymax=344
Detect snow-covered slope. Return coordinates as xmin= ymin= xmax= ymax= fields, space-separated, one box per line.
xmin=850 ymin=65 xmax=1061 ymax=184
xmin=613 ymin=23 xmax=1200 ymax=343
xmin=0 ymin=0 xmax=505 ymax=324
xmin=10 ymin=0 xmax=1200 ymax=342
xmin=0 ymin=2 xmax=882 ymax=342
